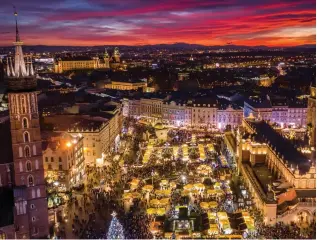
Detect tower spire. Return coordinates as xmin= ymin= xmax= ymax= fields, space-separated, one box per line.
xmin=13 ymin=6 xmax=20 ymax=42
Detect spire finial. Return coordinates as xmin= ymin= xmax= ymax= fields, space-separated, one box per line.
xmin=13 ymin=6 xmax=20 ymax=42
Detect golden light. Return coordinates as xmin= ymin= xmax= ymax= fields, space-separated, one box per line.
xmin=66 ymin=142 xmax=72 ymax=147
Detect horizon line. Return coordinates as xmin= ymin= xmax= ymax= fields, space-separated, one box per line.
xmin=0 ymin=42 xmax=315 ymax=48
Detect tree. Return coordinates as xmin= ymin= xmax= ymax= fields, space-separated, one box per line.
xmin=107 ymin=212 xmax=125 ymax=239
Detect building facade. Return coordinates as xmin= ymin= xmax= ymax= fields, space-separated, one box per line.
xmin=244 ymin=96 xmax=307 ymax=127
xmin=43 ymin=132 xmax=84 ymax=190
xmin=235 ymin=119 xmax=316 ymax=225
xmin=104 ymin=80 xmax=147 ymax=91
xmin=54 ymin=49 xmax=111 ymax=73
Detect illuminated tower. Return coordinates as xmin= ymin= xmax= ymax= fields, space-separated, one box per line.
xmin=103 ymin=48 xmax=110 ymax=68
xmin=5 ymin=10 xmax=49 ymax=238
xmin=113 ymin=47 xmax=120 ymax=63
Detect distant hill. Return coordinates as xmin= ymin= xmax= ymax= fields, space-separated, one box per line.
xmin=0 ymin=42 xmax=315 ymax=53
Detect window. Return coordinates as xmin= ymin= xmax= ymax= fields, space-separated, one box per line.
xmin=28 ymin=175 xmax=34 ymax=186
xmin=32 ymin=217 xmax=36 ymax=222
xmin=26 ymin=161 xmax=32 ymax=172
xmin=45 ymin=157 xmax=48 ymax=162
xmin=23 ymin=132 xmax=30 ymax=142
xmin=59 ymin=165 xmax=63 ymax=171
xmin=25 ymin=146 xmax=31 ymax=157
xmin=35 ymin=159 xmax=39 ymax=170
xmin=51 ymin=157 xmax=54 ymax=162
xmin=32 ymin=189 xmax=35 ymax=198
xmin=59 ymin=157 xmax=62 ymax=162
xmin=22 ymin=118 xmax=28 ymax=129
xmin=48 ymin=164 xmax=52 ymax=170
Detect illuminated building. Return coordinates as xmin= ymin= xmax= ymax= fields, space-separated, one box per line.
xmin=43 ymin=106 xmax=122 ymax=166
xmin=112 ymin=47 xmax=120 ymax=63
xmin=178 ymin=72 xmax=190 ymax=81
xmin=123 ymin=96 xmax=243 ymax=129
xmin=250 ymin=75 xmax=276 ymax=87
xmin=110 ymin=47 xmax=121 ymax=69
xmin=188 ymin=98 xmax=218 ymax=128
xmin=233 ymin=119 xmax=316 ymax=225
xmin=2 ymin=11 xmax=49 ymax=238
xmin=42 ymin=132 xmax=84 ymax=190
xmin=104 ymin=80 xmax=147 ymax=91
xmin=54 ymin=49 xmax=110 ymax=73
xmin=217 ymin=105 xmax=243 ymax=130
xmin=244 ymin=96 xmax=307 ymax=127
xmin=162 ymin=100 xmax=187 ymax=127
xmin=307 ymin=85 xmax=316 ymax=148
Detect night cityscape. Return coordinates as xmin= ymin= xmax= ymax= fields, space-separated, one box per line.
xmin=0 ymin=0 xmax=316 ymax=239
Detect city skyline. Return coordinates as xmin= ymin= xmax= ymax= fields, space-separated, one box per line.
xmin=0 ymin=0 xmax=315 ymax=47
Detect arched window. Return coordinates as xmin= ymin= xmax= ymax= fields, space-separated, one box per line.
xmin=26 ymin=161 xmax=32 ymax=172
xmin=25 ymin=146 xmax=31 ymax=157
xmin=23 ymin=132 xmax=30 ymax=143
xmin=22 ymin=118 xmax=28 ymax=129
xmin=32 ymin=145 xmax=37 ymax=156
xmin=28 ymin=175 xmax=34 ymax=186
xmin=19 ymin=147 xmax=23 ymax=157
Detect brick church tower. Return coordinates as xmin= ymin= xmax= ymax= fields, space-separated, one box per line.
xmin=5 ymin=10 xmax=49 ymax=238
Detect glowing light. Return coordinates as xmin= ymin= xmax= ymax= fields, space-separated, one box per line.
xmin=66 ymin=142 xmax=72 ymax=147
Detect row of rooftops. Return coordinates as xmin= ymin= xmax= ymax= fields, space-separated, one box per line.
xmin=245 ymin=95 xmax=307 ymax=109
xmin=244 ymin=120 xmax=311 ymax=174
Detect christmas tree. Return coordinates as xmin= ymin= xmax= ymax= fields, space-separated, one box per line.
xmin=107 ymin=212 xmax=125 ymax=239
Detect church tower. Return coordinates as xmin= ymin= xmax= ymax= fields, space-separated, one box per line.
xmin=5 ymin=10 xmax=49 ymax=238
xmin=113 ymin=47 xmax=120 ymax=63
xmin=103 ymin=48 xmax=110 ymax=68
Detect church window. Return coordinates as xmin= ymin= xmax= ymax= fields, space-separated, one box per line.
xmin=28 ymin=175 xmax=34 ymax=186
xmin=23 ymin=131 xmax=30 ymax=142
xmin=26 ymin=161 xmax=32 ymax=171
xmin=22 ymin=118 xmax=28 ymax=129
xmin=25 ymin=146 xmax=31 ymax=157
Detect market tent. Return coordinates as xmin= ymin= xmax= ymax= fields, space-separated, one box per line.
xmin=142 ymin=185 xmax=154 ymax=192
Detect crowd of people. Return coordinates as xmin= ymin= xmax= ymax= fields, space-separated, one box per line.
xmin=258 ymin=221 xmax=316 ymax=239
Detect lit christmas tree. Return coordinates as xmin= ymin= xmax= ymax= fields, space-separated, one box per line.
xmin=107 ymin=212 xmax=125 ymax=239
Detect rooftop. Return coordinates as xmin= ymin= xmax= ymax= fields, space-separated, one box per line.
xmin=247 ymin=120 xmax=310 ymax=174
xmin=42 ymin=114 xmax=108 ymax=132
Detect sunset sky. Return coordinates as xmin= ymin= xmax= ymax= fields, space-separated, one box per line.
xmin=0 ymin=0 xmax=315 ymax=46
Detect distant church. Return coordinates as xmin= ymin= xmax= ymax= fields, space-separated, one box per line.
xmin=54 ymin=47 xmax=122 ymax=73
